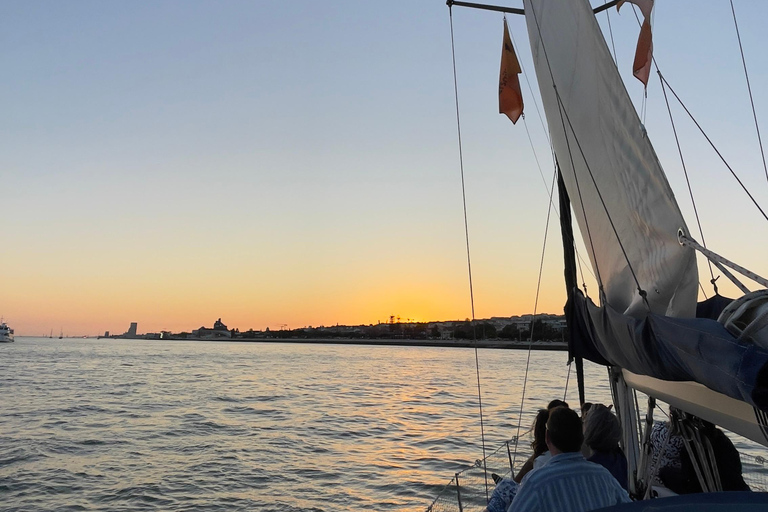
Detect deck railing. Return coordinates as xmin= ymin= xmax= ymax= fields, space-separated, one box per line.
xmin=425 ymin=437 xmax=527 ymax=512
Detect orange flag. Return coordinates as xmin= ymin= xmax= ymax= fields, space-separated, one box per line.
xmin=618 ymin=0 xmax=654 ymax=87
xmin=499 ymin=18 xmax=523 ymax=123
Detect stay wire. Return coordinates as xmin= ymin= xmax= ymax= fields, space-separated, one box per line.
xmin=632 ymin=8 xmax=718 ymax=295
xmin=523 ymin=116 xmax=552 ymax=193
xmin=512 ymin=162 xmax=558 ymax=471
xmin=526 ymin=0 xmax=610 ymax=301
xmin=509 ymin=23 xmax=551 ymax=146
xmin=629 ymin=5 xmax=648 ymax=124
xmin=510 ymin=16 xmax=596 ymax=294
xmin=507 ymin=16 xmax=593 ymax=464
xmin=531 ymin=0 xmax=675 ymax=309
xmin=729 ymin=0 xmax=768 ymax=186
xmin=659 ymin=73 xmax=768 ymax=223
xmin=522 ymin=117 xmax=597 ymax=287
xmin=605 ymin=7 xmax=618 ymax=66
xmin=657 ymin=73 xmax=717 ymax=291
xmin=699 ymin=282 xmax=709 ymax=301
xmin=448 ymin=6 xmax=489 ymax=501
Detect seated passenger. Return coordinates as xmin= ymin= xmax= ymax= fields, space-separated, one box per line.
xmin=514 ymin=409 xmax=551 ymax=483
xmin=648 ymin=416 xmax=685 ymax=487
xmin=486 ymin=403 xmax=565 ymax=511
xmin=484 ymin=477 xmax=518 ymax=512
xmin=583 ymin=404 xmax=628 ymax=490
xmin=659 ymin=420 xmax=750 ymax=494
xmin=509 ymin=407 xmax=630 ymax=512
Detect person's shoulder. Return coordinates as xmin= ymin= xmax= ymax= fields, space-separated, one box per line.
xmin=508 ymin=475 xmax=540 ymax=512
xmin=517 ymin=465 xmax=540 ymax=488
xmin=584 ymin=458 xmax=620 ymax=474
xmin=525 ymin=454 xmax=586 ymax=481
xmin=532 ymin=451 xmax=552 ymax=469
xmin=578 ymin=457 xmax=628 ymax=488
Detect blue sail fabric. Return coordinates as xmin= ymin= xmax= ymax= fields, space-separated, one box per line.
xmin=592 ymin=492 xmax=768 ymax=511
xmin=569 ymin=291 xmax=768 ymax=410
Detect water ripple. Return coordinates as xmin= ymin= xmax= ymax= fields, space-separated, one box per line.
xmin=0 ymin=338 xmax=622 ymax=511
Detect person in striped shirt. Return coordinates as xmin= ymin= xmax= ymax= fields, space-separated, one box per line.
xmin=508 ymin=407 xmax=631 ymax=512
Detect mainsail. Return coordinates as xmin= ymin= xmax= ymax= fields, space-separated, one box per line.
xmin=522 ymin=0 xmax=698 ymax=319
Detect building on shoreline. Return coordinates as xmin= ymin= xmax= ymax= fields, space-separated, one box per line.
xmin=107 ymin=314 xmax=568 ymax=344
xmin=192 ymin=318 xmax=232 ymax=339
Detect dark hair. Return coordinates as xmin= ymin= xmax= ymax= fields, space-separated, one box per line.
xmin=547 ymin=399 xmax=569 ymax=410
xmin=531 ymin=409 xmax=550 ymax=456
xmin=583 ymin=404 xmax=621 ymax=453
xmin=546 ymin=407 xmax=583 ymax=453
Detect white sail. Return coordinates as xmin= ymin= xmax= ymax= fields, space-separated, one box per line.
xmin=522 ymin=0 xmax=698 ymax=318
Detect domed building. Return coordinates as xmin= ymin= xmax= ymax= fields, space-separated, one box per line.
xmin=192 ymin=318 xmax=232 ymax=339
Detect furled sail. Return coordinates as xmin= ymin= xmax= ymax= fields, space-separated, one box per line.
xmin=522 ymin=0 xmax=698 ymax=319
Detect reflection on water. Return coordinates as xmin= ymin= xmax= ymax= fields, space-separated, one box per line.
xmin=0 ymin=338 xmax=763 ymax=511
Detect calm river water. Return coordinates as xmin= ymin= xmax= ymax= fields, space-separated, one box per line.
xmin=0 ymin=338 xmax=763 ymax=511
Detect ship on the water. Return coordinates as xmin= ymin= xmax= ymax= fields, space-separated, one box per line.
xmin=0 ymin=320 xmax=15 ymax=343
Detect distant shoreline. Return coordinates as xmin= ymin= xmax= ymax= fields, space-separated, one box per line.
xmin=95 ymin=337 xmax=568 ymax=351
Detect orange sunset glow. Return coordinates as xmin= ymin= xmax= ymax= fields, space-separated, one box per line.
xmin=2 ymin=1 xmax=766 ymax=337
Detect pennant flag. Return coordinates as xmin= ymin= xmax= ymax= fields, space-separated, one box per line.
xmin=499 ymin=18 xmax=523 ymax=123
xmin=618 ymin=0 xmax=654 ymax=87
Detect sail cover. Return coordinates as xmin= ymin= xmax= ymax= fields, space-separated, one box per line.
xmin=523 ymin=0 xmax=698 ymax=318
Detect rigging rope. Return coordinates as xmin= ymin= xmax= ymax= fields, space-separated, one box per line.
xmin=448 ymin=6 xmax=489 ymax=501
xmin=658 ymin=73 xmax=768 ymax=223
xmin=513 ymin=29 xmax=598 ymax=292
xmin=679 ymin=231 xmax=768 ymax=289
xmin=523 ymin=118 xmax=553 ymax=193
xmin=521 ymin=117 xmax=598 ymax=291
xmin=729 ymin=0 xmax=768 ymax=187
xmin=605 ymin=7 xmax=618 ymax=66
xmin=512 ymin=164 xmax=559 ymax=471
xmin=509 ymin=20 xmax=550 ymax=146
xmin=628 ymin=5 xmax=648 ymax=125
xmin=526 ymin=0 xmax=655 ymax=310
xmin=554 ymin=87 xmax=604 ymax=296
xmin=698 ymin=282 xmax=709 ymax=301
xmin=508 ymin=16 xmax=591 ymax=468
xmin=510 ymin=15 xmax=597 ymax=296
xmin=657 ymin=73 xmax=718 ymax=293
xmin=555 ymin=92 xmax=649 ymax=307
xmin=563 ymin=361 xmax=572 ymax=401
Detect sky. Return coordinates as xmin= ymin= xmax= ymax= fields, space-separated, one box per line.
xmin=2 ymin=1 xmax=768 ymax=336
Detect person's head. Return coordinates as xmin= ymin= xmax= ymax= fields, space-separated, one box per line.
xmin=531 ymin=409 xmax=550 ymax=455
xmin=545 ymin=406 xmax=583 ymax=454
xmin=583 ymin=404 xmax=622 ymax=453
xmin=547 ymin=399 xmax=569 ymax=410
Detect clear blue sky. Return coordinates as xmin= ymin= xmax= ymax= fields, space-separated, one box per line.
xmin=1 ymin=1 xmax=767 ymax=335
